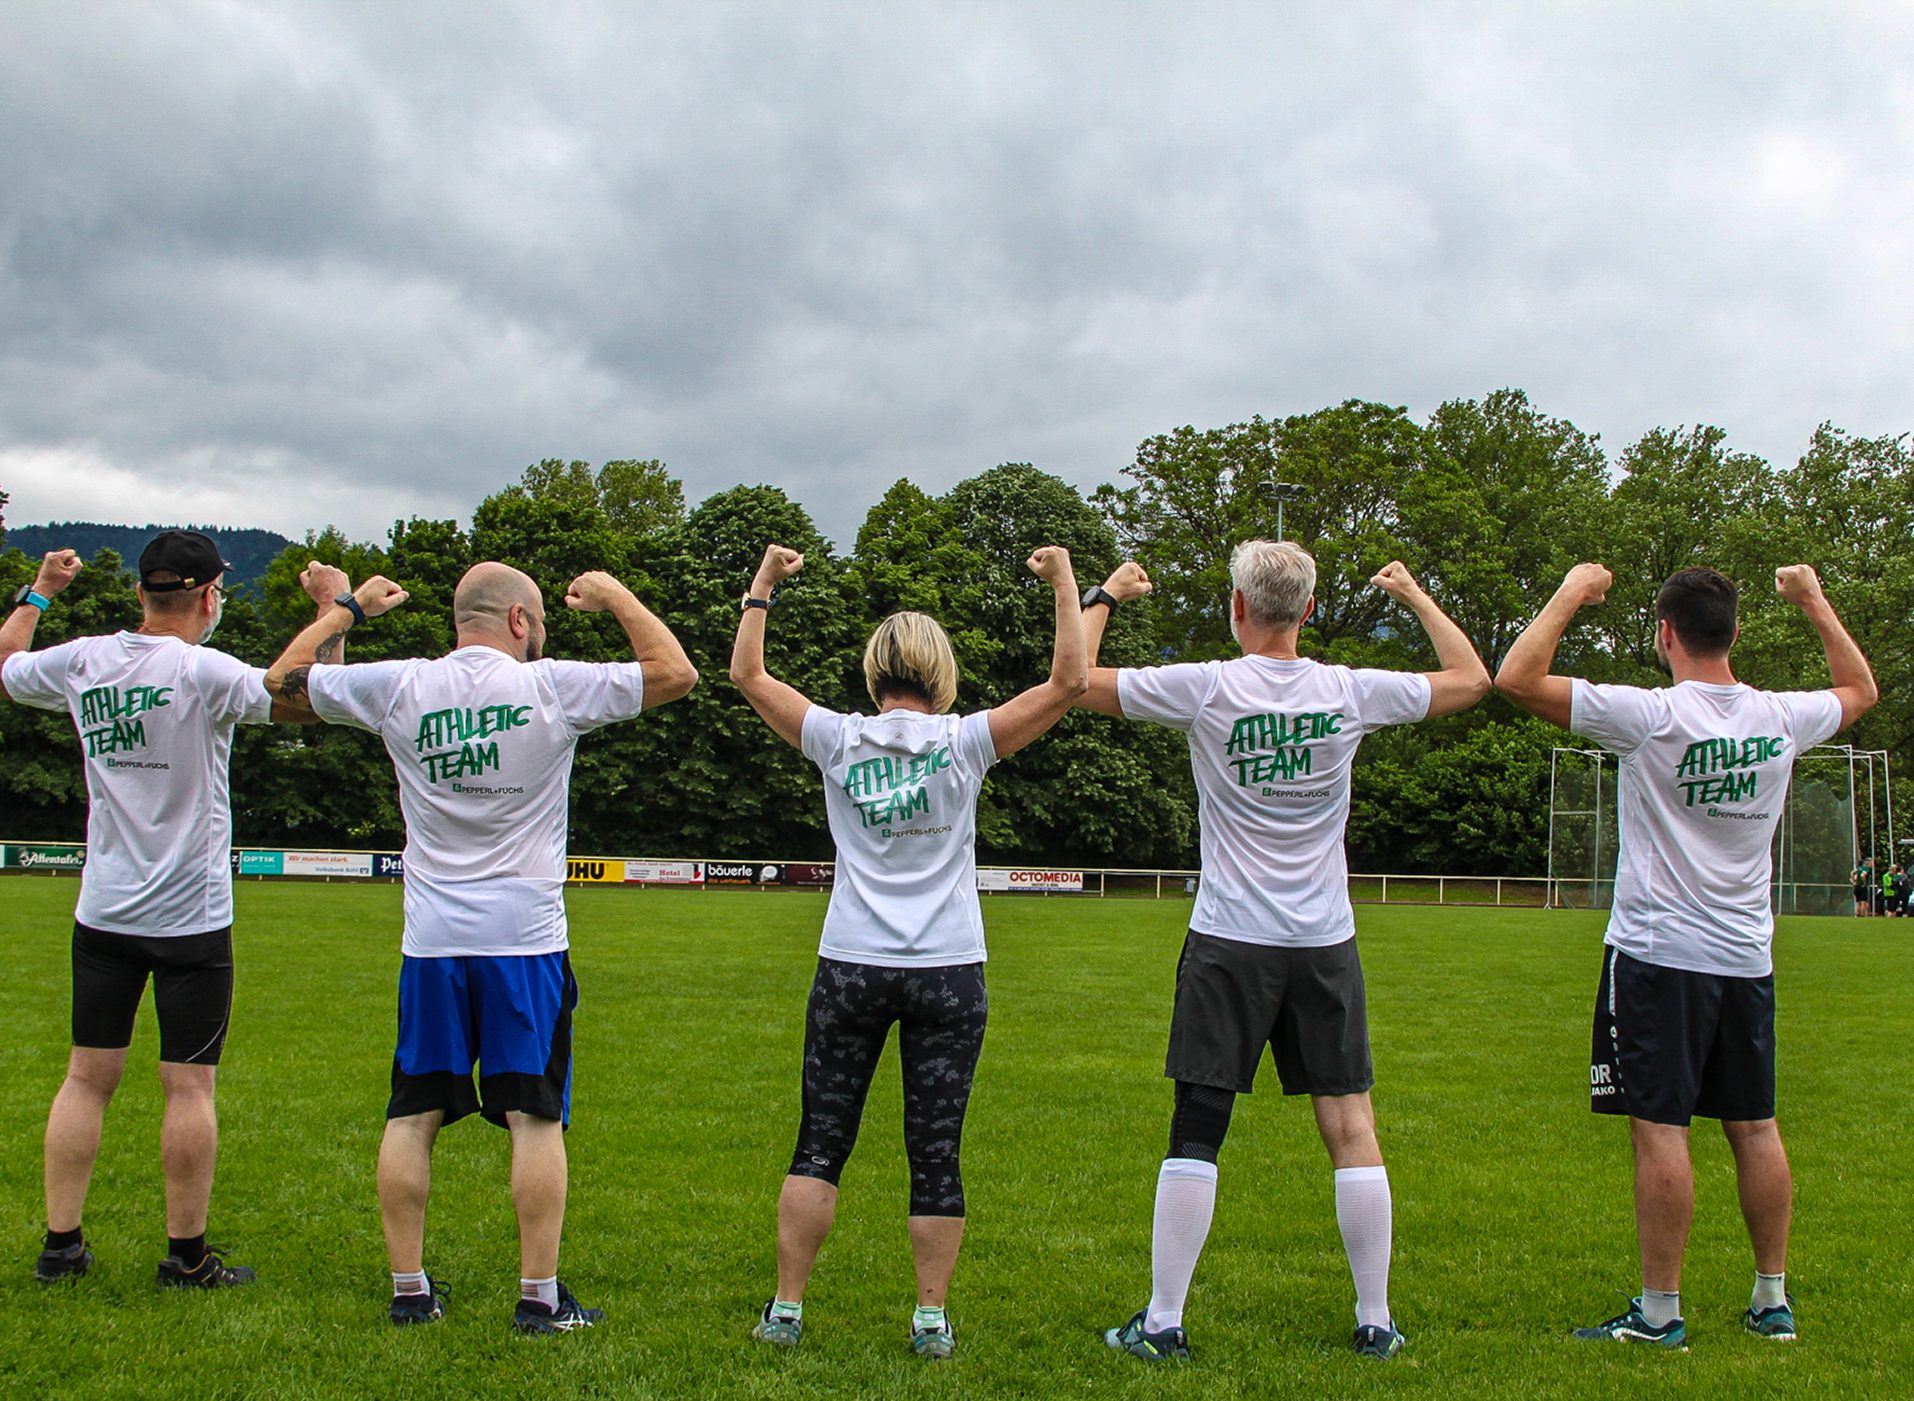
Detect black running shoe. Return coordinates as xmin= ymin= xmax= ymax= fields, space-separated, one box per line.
xmin=157 ymin=1249 xmax=257 ymax=1289
xmin=512 ymin=1281 xmax=604 ymax=1335
xmin=35 ymin=1239 xmax=93 ymax=1283
xmin=390 ymin=1277 xmax=449 ymax=1325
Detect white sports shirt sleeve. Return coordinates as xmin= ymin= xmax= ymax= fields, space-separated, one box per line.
xmin=2 ymin=634 xmax=270 ymax=935
xmin=802 ymin=705 xmax=997 ymax=966
xmin=1572 ymin=678 xmax=1845 ymax=977
xmin=306 ymin=650 xmax=647 ymax=958
xmin=1118 ymin=656 xmax=1431 ymax=947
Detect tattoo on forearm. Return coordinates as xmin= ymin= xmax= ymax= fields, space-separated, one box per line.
xmin=280 ymin=666 xmax=312 ymax=702
xmin=314 ymin=630 xmax=345 ymax=664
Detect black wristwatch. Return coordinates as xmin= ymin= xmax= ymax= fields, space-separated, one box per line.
xmin=740 ymin=591 xmax=772 ymax=611
xmin=334 ymin=593 xmax=367 ymax=625
xmin=1081 ymin=585 xmax=1118 ymax=612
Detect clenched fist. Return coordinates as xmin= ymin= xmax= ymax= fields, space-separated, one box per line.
xmin=1027 ymin=545 xmax=1074 ymax=585
xmin=1102 ymin=560 xmax=1152 ymax=603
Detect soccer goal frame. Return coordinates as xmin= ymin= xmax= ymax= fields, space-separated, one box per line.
xmin=1545 ymin=744 xmax=1893 ymax=914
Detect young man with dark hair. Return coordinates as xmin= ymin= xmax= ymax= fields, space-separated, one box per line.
xmin=1498 ymin=561 xmax=1876 ymax=1348
xmin=0 ymin=532 xmax=383 ymax=1287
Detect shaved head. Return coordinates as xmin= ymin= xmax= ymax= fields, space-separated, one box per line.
xmin=453 ymin=562 xmax=546 ymax=660
xmin=454 ymin=562 xmax=540 ymax=628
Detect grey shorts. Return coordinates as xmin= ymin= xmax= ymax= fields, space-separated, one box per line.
xmin=1165 ymin=930 xmax=1374 ymax=1096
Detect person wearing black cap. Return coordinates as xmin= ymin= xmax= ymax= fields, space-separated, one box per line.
xmin=0 ymin=530 xmax=400 ymax=1290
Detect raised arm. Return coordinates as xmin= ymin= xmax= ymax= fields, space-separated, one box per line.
xmin=1495 ymin=563 xmax=1613 ymax=729
xmin=1081 ymin=561 xmax=1152 ymax=717
xmin=1776 ymin=564 xmax=1877 ymax=730
xmin=265 ymin=566 xmax=410 ymax=718
xmin=566 ymin=570 xmax=697 ymax=708
xmin=0 ymin=550 xmax=82 ymax=699
xmin=987 ymin=546 xmax=1089 ymax=759
xmin=1370 ymin=561 xmax=1491 ymax=719
xmin=728 ymin=544 xmax=813 ymax=748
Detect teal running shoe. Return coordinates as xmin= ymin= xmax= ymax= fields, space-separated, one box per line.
xmin=1744 ymin=1296 xmax=1797 ymax=1341
xmin=1353 ymin=1321 xmax=1406 ymax=1359
xmin=1573 ymin=1298 xmax=1687 ymax=1349
xmin=910 ymin=1317 xmax=955 ymax=1359
xmin=752 ymin=1300 xmax=803 ymax=1347
xmin=1104 ymin=1309 xmax=1190 ymax=1361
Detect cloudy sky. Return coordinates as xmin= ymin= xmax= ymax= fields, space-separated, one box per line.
xmin=3 ymin=1 xmax=1910 ymax=551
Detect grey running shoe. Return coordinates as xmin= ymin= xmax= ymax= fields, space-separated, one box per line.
xmin=752 ymin=1300 xmax=803 ymax=1347
xmin=1744 ymin=1297 xmax=1797 ymax=1341
xmin=911 ymin=1317 xmax=955 ymax=1359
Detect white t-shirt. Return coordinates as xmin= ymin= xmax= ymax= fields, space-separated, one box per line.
xmin=1571 ymin=679 xmax=1844 ymax=977
xmin=306 ymin=647 xmax=646 ymax=957
xmin=802 ymin=706 xmax=999 ymax=967
xmin=1119 ymin=655 xmax=1431 ymax=947
xmin=2 ymin=632 xmax=270 ymax=936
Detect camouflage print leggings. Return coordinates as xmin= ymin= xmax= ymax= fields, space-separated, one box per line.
xmin=788 ymin=957 xmax=988 ymax=1217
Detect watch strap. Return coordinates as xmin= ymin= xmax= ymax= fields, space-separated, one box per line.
xmin=335 ymin=593 xmax=367 ymax=625
xmin=741 ymin=593 xmax=772 ymax=611
xmin=1081 ymin=585 xmax=1117 ymax=612
xmin=13 ymin=587 xmax=51 ymax=611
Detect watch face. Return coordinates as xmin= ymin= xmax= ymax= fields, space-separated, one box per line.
xmin=13 ymin=584 xmax=32 ymax=606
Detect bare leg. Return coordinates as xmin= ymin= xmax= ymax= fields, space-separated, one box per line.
xmin=44 ymin=1047 xmax=128 ymax=1233
xmin=907 ymin=1216 xmax=965 ymax=1306
xmin=775 ymin=1175 xmax=838 ymax=1301
xmin=1722 ymin=1118 xmax=1791 ymax=1275
xmin=1312 ymin=1091 xmax=1384 ymax=1168
xmin=378 ymin=1111 xmax=442 ymax=1274
xmin=1630 ymin=1117 xmax=1693 ymax=1293
xmin=156 ymin=1062 xmax=219 ymax=1238
xmin=508 ymin=1113 xmax=567 ymax=1280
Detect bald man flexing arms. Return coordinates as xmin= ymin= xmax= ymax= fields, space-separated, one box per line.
xmin=267 ymin=560 xmax=697 ymax=1333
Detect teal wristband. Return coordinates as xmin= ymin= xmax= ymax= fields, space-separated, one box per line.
xmin=17 ymin=591 xmax=50 ymax=611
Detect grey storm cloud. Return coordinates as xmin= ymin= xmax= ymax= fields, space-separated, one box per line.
xmin=3 ymin=0 xmax=1912 ymax=549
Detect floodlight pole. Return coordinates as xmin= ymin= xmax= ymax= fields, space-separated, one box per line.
xmin=1259 ymin=480 xmax=1306 ymax=541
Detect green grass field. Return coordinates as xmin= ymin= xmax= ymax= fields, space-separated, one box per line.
xmin=2 ymin=879 xmax=1909 ymax=1399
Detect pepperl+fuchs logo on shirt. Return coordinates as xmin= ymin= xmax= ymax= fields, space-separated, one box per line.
xmin=1674 ymin=734 xmax=1787 ymax=813
xmin=78 ymin=684 xmax=172 ymax=758
xmin=414 ymin=703 xmax=532 ymax=785
xmin=842 ymin=746 xmax=953 ymax=831
xmin=1224 ymin=709 xmax=1344 ymax=793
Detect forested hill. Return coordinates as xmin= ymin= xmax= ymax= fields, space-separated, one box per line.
xmin=4 ymin=523 xmax=292 ymax=589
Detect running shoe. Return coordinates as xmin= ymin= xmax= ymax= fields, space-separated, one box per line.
xmin=752 ymin=1300 xmax=803 ymax=1347
xmin=910 ymin=1317 xmax=955 ymax=1359
xmin=1104 ymin=1309 xmax=1190 ymax=1361
xmin=512 ymin=1281 xmax=603 ymax=1334
xmin=1573 ymin=1298 xmax=1686 ymax=1349
xmin=1744 ymin=1296 xmax=1797 ymax=1341
xmin=157 ymin=1250 xmax=256 ymax=1289
xmin=389 ymin=1277 xmax=449 ymax=1326
xmin=1353 ymin=1321 xmax=1407 ymax=1359
xmin=35 ymin=1239 xmax=93 ymax=1283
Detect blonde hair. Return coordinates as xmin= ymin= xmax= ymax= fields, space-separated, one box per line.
xmin=863 ymin=611 xmax=959 ymax=712
xmin=1230 ymin=539 xmax=1316 ymax=627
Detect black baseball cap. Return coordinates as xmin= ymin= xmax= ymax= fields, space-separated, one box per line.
xmin=139 ymin=530 xmax=231 ymax=592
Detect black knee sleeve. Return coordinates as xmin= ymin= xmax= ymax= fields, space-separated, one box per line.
xmin=1169 ymin=1080 xmax=1235 ymax=1163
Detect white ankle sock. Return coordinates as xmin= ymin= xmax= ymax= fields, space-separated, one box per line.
xmin=1145 ymin=1157 xmax=1218 ymax=1333
xmin=1752 ymin=1272 xmax=1787 ymax=1310
xmin=1641 ymin=1288 xmax=1681 ymax=1327
xmin=913 ymin=1304 xmax=947 ymax=1331
xmin=770 ymin=1298 xmax=803 ymax=1320
xmin=521 ymin=1275 xmax=559 ymax=1309
xmin=1334 ymin=1166 xmax=1393 ymax=1329
xmin=391 ymin=1270 xmax=428 ymax=1296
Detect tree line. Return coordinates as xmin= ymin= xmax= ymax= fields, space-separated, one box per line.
xmin=3 ymin=390 xmax=1908 ymax=875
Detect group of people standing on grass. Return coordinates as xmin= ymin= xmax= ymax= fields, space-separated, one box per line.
xmin=1849 ymin=855 xmax=1910 ymax=917
xmin=1 ymin=522 xmax=1874 ymax=1360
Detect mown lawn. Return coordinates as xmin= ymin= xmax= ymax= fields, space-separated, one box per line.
xmin=1 ymin=878 xmax=1907 ymax=1399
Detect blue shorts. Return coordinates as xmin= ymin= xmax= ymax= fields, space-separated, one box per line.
xmin=388 ymin=951 xmax=577 ymax=1129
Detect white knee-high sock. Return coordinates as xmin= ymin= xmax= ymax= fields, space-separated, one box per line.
xmin=1145 ymin=1158 xmax=1218 ymax=1333
xmin=1334 ymin=1165 xmax=1393 ymax=1329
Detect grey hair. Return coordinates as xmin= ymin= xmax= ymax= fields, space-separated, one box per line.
xmin=1230 ymin=540 xmax=1316 ymax=627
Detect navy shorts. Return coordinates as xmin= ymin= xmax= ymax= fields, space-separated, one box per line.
xmin=388 ymin=951 xmax=577 ymax=1128
xmin=1591 ymin=946 xmax=1776 ymax=1126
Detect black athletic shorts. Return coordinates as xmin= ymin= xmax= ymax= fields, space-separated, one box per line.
xmin=71 ymin=922 xmax=234 ymax=1065
xmin=1590 ymin=946 xmax=1776 ymax=1126
xmin=1165 ymin=930 xmax=1373 ymax=1096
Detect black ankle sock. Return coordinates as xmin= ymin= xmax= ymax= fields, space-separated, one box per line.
xmin=168 ymin=1235 xmax=207 ymax=1267
xmin=45 ymin=1226 xmax=83 ymax=1252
